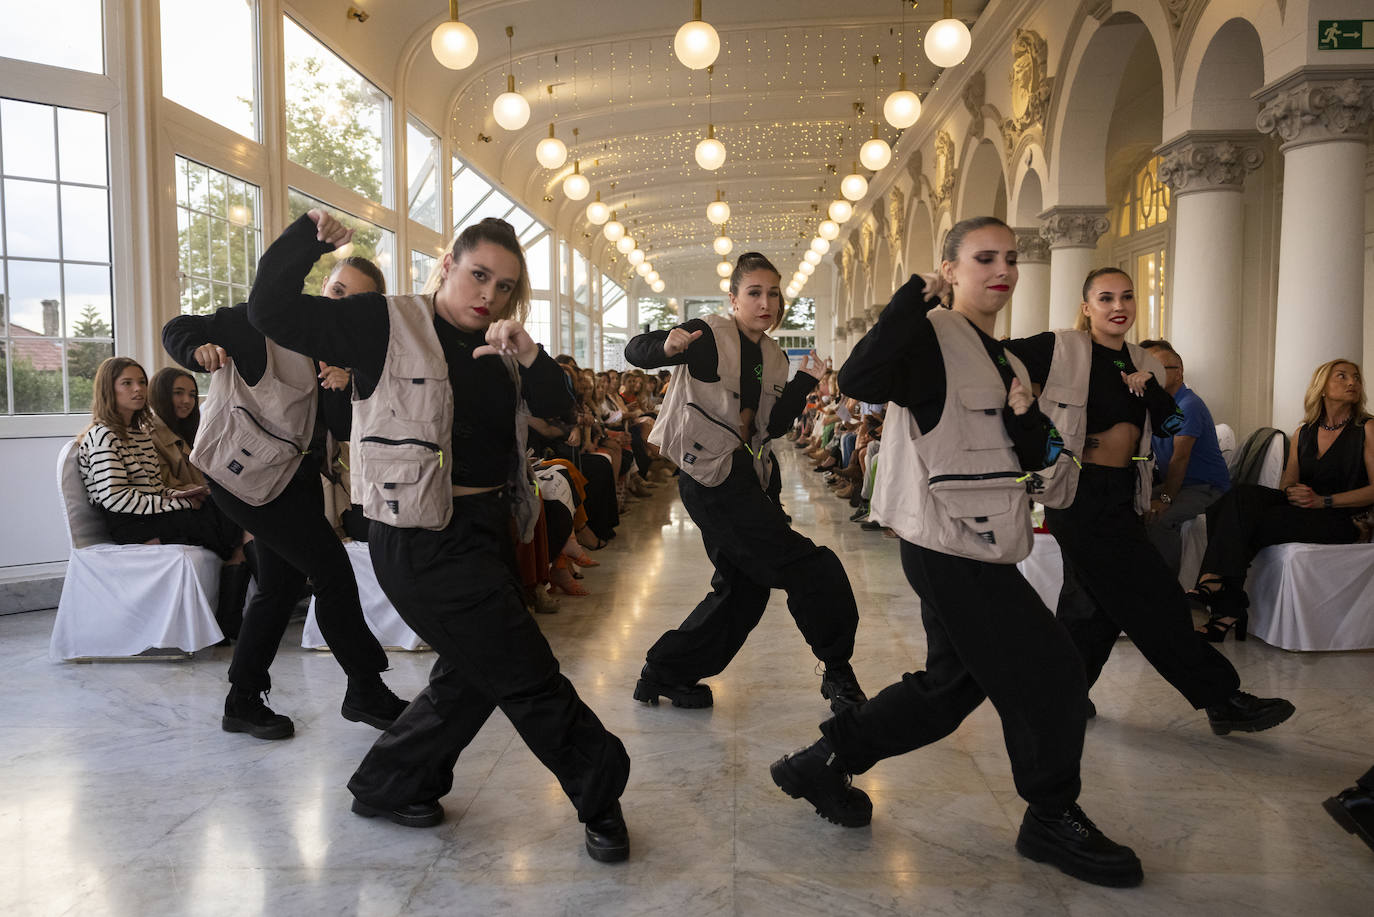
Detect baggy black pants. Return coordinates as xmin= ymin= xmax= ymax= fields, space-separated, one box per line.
xmin=1045 ymin=464 xmax=1239 ymax=709
xmin=209 ymin=464 xmax=388 ymax=693
xmin=644 ymin=451 xmax=858 ymax=684
xmin=822 ymin=540 xmax=1085 ymax=809
xmin=348 ymin=491 xmax=629 ymax=822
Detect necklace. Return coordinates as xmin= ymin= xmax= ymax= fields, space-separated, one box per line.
xmin=1319 ymin=417 xmax=1350 ymax=432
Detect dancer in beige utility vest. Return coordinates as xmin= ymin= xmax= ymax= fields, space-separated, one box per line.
xmin=626 ymin=252 xmax=867 ymax=714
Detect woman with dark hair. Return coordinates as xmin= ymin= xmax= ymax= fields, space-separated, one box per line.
xmin=248 ymin=211 xmax=631 ymax=864
xmin=1001 ymin=268 xmax=1293 ymax=734
xmin=163 ymin=245 xmax=405 ymax=743
xmin=1191 ymin=358 xmax=1374 ymax=639
xmin=625 ymin=251 xmax=866 ymax=714
xmin=147 ymin=367 xmax=204 ymax=491
xmin=772 ymin=217 xmax=1141 ymax=888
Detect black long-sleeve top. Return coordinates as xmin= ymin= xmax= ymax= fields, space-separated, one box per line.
xmin=838 ymin=274 xmax=1055 ymax=469
xmin=245 ymin=214 xmax=573 ymax=488
xmin=624 ymin=318 xmax=817 ymax=438
xmin=162 ymin=302 xmax=352 ymax=455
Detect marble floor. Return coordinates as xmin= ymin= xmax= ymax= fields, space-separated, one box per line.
xmin=3 ymin=449 xmax=1372 ymax=917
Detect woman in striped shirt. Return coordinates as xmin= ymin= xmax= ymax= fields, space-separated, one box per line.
xmin=76 ymin=356 xmax=241 ymax=559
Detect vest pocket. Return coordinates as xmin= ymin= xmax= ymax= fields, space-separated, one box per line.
xmin=358 ymin=438 xmax=450 ymax=530
xmin=957 ymin=387 xmax=1012 ymax=451
xmin=1039 ymin=383 xmax=1085 ymax=439
xmin=677 ymin=403 xmax=746 ymax=487
xmin=928 ymin=476 xmax=1029 ymax=560
xmin=386 ymin=350 xmax=451 ymax=423
xmin=207 ymin=407 xmax=300 ymax=503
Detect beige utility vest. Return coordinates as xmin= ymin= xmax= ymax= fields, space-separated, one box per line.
xmin=648 ymin=313 xmax=790 ymax=488
xmin=1032 ymin=330 xmax=1164 ymax=513
xmin=350 ymin=294 xmax=456 ymax=531
xmin=869 ymin=307 xmax=1035 ymax=564
xmin=190 ymin=336 xmax=317 ymax=506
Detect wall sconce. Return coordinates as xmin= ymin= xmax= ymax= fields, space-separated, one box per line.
xmin=347 ymin=7 xmax=370 ymax=23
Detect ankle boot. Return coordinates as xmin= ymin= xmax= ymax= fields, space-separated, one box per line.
xmin=341 ymin=674 xmax=409 ymax=730
xmin=222 ymin=685 xmax=294 ymax=740
xmin=770 ymin=737 xmax=872 ymax=827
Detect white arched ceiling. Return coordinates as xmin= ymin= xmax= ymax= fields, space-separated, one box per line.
xmin=1013 ymin=167 xmax=1044 ymax=226
xmin=1185 ymin=18 xmax=1266 ymax=131
xmin=1104 ymin=31 xmax=1165 ymax=208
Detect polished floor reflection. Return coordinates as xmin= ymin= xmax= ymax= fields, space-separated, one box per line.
xmin=3 ymin=449 xmax=1373 ymax=916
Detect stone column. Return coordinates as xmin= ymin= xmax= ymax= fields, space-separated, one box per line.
xmin=1256 ymin=70 xmax=1374 ymax=430
xmin=1155 ymin=131 xmax=1264 ymax=425
xmin=1010 ymin=227 xmax=1052 ymax=338
xmin=1039 ymin=207 xmax=1111 ymax=331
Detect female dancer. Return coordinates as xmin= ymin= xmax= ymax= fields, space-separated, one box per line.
xmin=163 ymin=253 xmax=404 ymax=741
xmin=772 ymin=217 xmax=1143 ymax=889
xmin=248 ymin=211 xmax=631 ymax=864
xmin=625 ymin=251 xmax=865 ymax=713
xmin=1191 ymin=359 xmax=1374 ymax=638
xmin=1002 ymin=268 xmax=1294 ymax=734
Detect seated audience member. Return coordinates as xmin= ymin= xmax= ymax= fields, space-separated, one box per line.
xmin=147 ymin=367 xmax=206 ymax=491
xmin=77 ymin=357 xmax=244 ymax=560
xmin=1192 ymin=358 xmax=1374 ymax=641
xmin=1138 ymin=340 xmax=1231 ymax=574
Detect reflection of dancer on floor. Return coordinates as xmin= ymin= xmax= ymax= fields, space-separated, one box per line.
xmin=626 ymin=251 xmax=867 ymax=714
xmin=771 ymin=217 xmax=1145 ymax=889
xmin=249 ymin=211 xmax=632 ymax=864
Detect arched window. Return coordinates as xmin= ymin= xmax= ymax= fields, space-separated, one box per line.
xmin=1113 ymin=155 xmax=1171 ymax=341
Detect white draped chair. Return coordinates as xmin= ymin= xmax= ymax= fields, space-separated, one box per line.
xmin=302 ymin=540 xmax=426 ymax=651
xmin=49 ymin=440 xmax=224 ymax=660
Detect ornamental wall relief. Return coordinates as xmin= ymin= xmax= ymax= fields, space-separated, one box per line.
xmin=933 ymin=130 xmax=957 ymax=209
xmin=1001 ymin=29 xmax=1053 ymax=163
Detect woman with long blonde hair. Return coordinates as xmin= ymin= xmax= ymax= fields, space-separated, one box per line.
xmin=1192 ymin=358 xmax=1374 ymax=639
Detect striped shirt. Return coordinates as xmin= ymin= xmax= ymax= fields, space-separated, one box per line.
xmin=77 ymin=424 xmax=195 ymax=515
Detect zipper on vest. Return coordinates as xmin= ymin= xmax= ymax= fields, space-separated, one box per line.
xmin=927 ymin=471 xmax=1024 ymax=484
xmin=234 ymin=406 xmax=308 ymax=455
xmin=686 ymin=401 xmax=749 ymax=453
xmin=359 ymin=435 xmax=445 ymax=468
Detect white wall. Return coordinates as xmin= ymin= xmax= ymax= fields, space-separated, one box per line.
xmin=0 ymin=436 xmax=74 ymax=570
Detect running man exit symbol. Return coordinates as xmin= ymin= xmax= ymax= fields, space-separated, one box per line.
xmin=1318 ymin=20 xmax=1373 ymax=50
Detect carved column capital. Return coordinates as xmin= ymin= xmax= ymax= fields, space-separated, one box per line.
xmin=847 ymin=317 xmax=868 ymax=333
xmin=1156 ymin=131 xmax=1265 ymax=194
xmin=1255 ymin=68 xmax=1374 ymax=149
xmin=1012 ymin=226 xmax=1051 ymax=263
xmin=1037 ymin=206 xmax=1111 ymax=249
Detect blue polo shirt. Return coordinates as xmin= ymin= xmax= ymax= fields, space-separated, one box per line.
xmin=1153 ymin=384 xmax=1231 ymax=492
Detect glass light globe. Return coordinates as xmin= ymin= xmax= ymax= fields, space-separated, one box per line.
xmin=636 ymin=261 xmax=653 ymax=277
xmin=603 ymin=219 xmax=625 ymax=242
xmin=925 ymin=18 xmax=972 ymax=68
xmin=563 ymin=171 xmax=589 ymax=200
xmin=652 ymin=279 xmax=666 ymax=293
xmin=793 ymin=273 xmax=806 ymax=285
xmin=810 ymin=237 xmax=830 ymax=255
xmin=585 ymin=198 xmax=610 ymax=225
xmin=696 ymin=132 xmax=726 ymax=171
xmin=713 ymin=235 xmax=733 ymax=256
xmin=719 ymin=278 xmax=731 ymax=292
xmin=786 ymin=287 xmax=798 ymax=299
xmin=804 ymin=249 xmax=822 ymax=265
xmin=493 ymin=89 xmax=531 ymax=131
xmin=860 ymin=136 xmax=892 ymax=171
xmin=647 ymin=271 xmax=660 ymax=284
xmin=616 ymin=235 xmax=636 ymax=254
xmin=828 ymin=199 xmax=854 ymax=224
xmin=841 ymin=172 xmax=868 ymax=201
xmin=716 ymin=260 xmax=732 ymax=278
xmin=431 ymin=20 xmax=479 ymax=70
xmin=536 ymin=133 xmax=567 ymax=169
xmin=706 ymin=199 xmax=731 ymax=225
xmin=627 ymin=248 xmax=645 ymax=266
xmin=799 ymin=261 xmax=815 ymax=276
xmin=884 ymin=89 xmax=921 ymax=130
xmin=674 ymin=19 xmax=720 ymax=70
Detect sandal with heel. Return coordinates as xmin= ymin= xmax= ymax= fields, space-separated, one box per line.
xmin=1198 ymin=610 xmax=1248 ymax=643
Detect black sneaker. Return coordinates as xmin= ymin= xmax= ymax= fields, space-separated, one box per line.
xmin=341 ymin=676 xmax=409 ymax=730
xmin=350 ymin=797 xmax=444 ymax=828
xmin=819 ymin=663 xmax=868 ymax=714
xmin=222 ymin=687 xmax=294 ymax=740
xmin=1016 ymin=803 xmax=1143 ymax=888
xmin=1205 ymin=691 xmax=1295 ymax=736
xmin=633 ymin=664 xmax=713 ymax=708
xmin=849 ymin=507 xmax=868 ymax=523
xmin=584 ymin=801 xmax=631 ymax=863
xmin=770 ymin=738 xmax=872 ymax=827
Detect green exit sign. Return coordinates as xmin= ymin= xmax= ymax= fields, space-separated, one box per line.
xmin=1318 ymin=20 xmax=1374 ymax=50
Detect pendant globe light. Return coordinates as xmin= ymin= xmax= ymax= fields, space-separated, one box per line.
xmin=799 ymin=261 xmax=815 ymax=276
xmin=647 ymin=270 xmax=660 ymax=284
xmin=715 ymin=260 xmax=732 ymax=278
xmin=720 ymin=278 xmax=732 ymax=293
xmin=713 ymin=233 xmax=733 ymax=256
xmin=563 ymin=162 xmax=589 ymax=200
xmin=706 ymin=190 xmax=731 ymax=225
xmin=816 ymin=221 xmax=839 ymax=242
xmin=925 ymin=0 xmax=972 ymax=68
xmin=616 ymin=235 xmax=636 ymax=254
xmin=492 ymin=27 xmax=530 ymax=131
xmin=603 ymin=212 xmax=625 ymax=242
xmin=636 ymin=261 xmax=653 ymax=277
xmin=652 ymin=279 xmax=666 ymax=293
xmin=883 ymin=3 xmax=921 ymax=129
xmin=804 ymin=249 xmax=823 ymax=265
xmin=810 ymin=237 xmax=830 ymax=255
xmin=828 ymin=199 xmax=854 ymax=224
xmin=431 ymin=0 xmax=478 ymax=70
xmin=534 ymin=86 xmax=567 ymax=168
xmin=840 ymin=161 xmax=869 ymax=201
xmin=674 ymin=0 xmax=720 ymax=70
xmin=786 ymin=285 xmax=799 ymax=299
xmin=695 ymin=66 xmax=727 ymax=171
xmin=627 ymin=248 xmax=645 ymax=266
xmin=585 ymin=191 xmax=610 ymax=225
xmin=859 ymin=124 xmax=892 ymax=171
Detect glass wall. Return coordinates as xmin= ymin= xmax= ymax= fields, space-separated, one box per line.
xmin=161 ymin=0 xmax=258 ymax=140
xmin=287 ymin=189 xmax=395 ymax=294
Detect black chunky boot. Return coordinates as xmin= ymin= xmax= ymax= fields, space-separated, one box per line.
xmin=770 ymin=737 xmax=872 ymax=827
xmin=819 ymin=662 xmax=868 ymax=714
xmin=222 ymin=685 xmax=294 ymax=740
xmin=1205 ymin=691 xmax=1295 ymax=735
xmin=633 ymin=663 xmax=713 ymax=708
xmin=341 ymin=674 xmax=409 ymax=729
xmin=1016 ymin=803 xmax=1143 ymax=887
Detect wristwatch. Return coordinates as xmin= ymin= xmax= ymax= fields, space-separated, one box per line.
xmin=1158 ymin=492 xmax=1172 ymax=505
xmin=1323 ymin=494 xmax=1334 ymax=509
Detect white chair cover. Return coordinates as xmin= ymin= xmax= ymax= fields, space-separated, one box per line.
xmin=1017 ymin=533 xmax=1064 ymax=611
xmin=302 ymin=540 xmax=425 ymax=651
xmin=1247 ymin=542 xmax=1374 ymax=651
xmin=49 ymin=440 xmax=224 ymax=660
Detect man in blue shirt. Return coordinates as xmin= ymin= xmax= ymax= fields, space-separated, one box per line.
xmin=1141 ymin=341 xmax=1231 ymax=574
